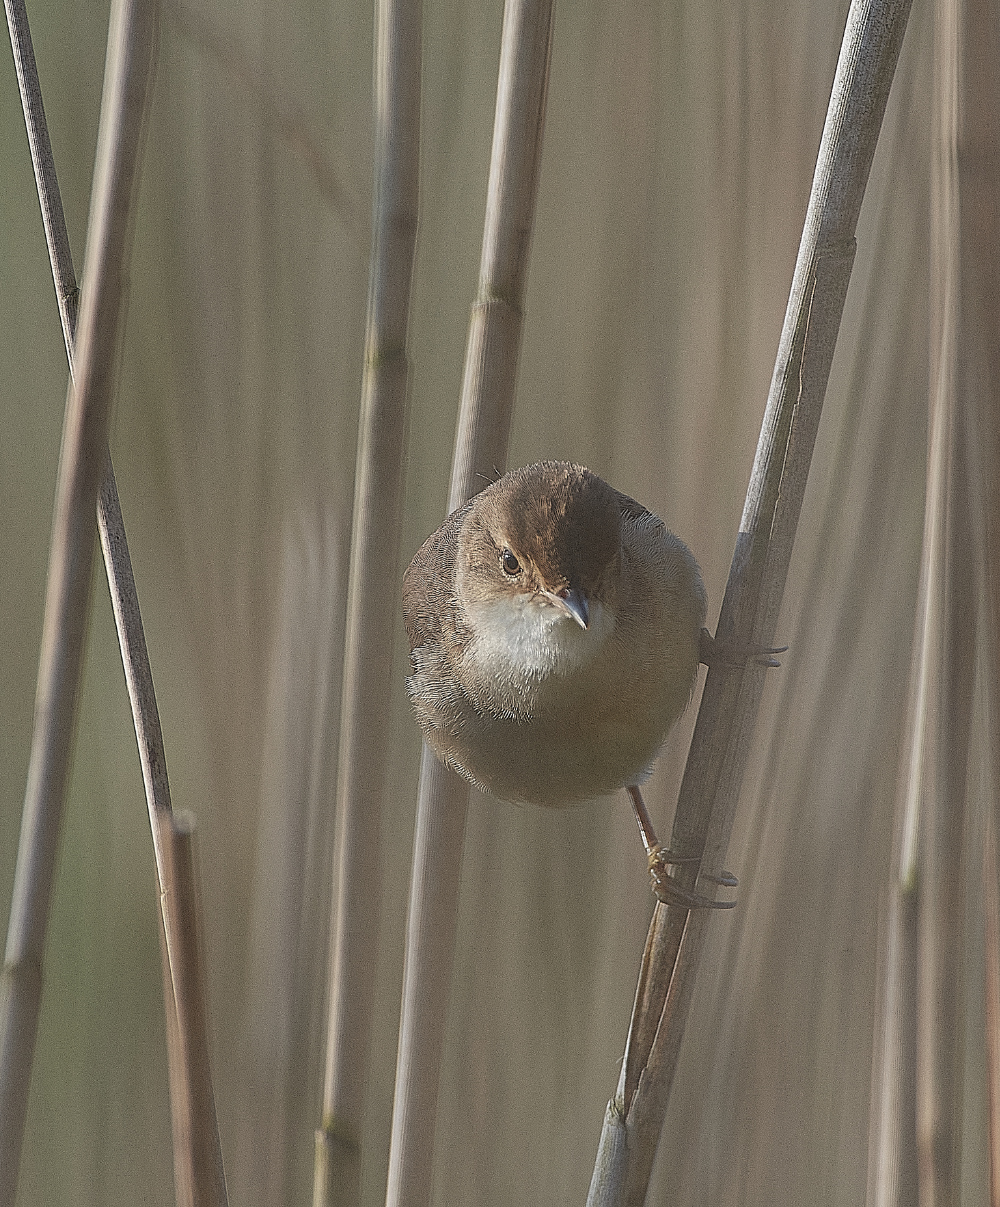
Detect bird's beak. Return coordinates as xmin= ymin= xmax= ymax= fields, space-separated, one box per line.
xmin=555 ymin=586 xmax=589 ymax=629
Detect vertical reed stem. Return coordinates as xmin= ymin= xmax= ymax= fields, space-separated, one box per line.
xmin=313 ymin=0 xmax=422 ymax=1203
xmin=385 ymin=5 xmax=555 ymax=1206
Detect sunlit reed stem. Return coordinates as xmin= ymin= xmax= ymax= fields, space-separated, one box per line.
xmin=1 ymin=0 xmax=228 ymax=1201
xmin=587 ymin=1 xmax=914 ymax=1202
xmin=384 ymin=4 xmax=555 ymax=1206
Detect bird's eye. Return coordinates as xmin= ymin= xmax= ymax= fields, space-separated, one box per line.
xmin=501 ymin=548 xmax=521 ymax=576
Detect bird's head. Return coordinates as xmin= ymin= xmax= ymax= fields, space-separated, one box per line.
xmin=456 ymin=462 xmax=622 ymax=674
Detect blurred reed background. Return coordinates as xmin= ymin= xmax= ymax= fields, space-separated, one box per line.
xmin=1 ymin=0 xmax=994 ymax=1204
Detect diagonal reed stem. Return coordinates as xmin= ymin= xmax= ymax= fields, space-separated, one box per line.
xmin=587 ymin=2 xmax=914 ymax=1203
xmin=2 ymin=1 xmax=227 ymax=1202
xmin=0 ymin=0 xmax=158 ymax=1196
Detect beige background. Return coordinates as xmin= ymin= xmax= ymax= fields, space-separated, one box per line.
xmin=1 ymin=1 xmax=957 ymax=1203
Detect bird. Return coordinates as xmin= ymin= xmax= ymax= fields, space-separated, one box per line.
xmin=402 ymin=460 xmax=740 ymax=908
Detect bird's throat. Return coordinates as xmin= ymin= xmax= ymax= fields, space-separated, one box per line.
xmin=464 ymin=593 xmax=613 ymax=682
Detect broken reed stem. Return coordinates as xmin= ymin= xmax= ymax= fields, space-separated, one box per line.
xmin=385 ymin=4 xmax=555 ymax=1207
xmin=586 ymin=2 xmax=914 ymax=1203
xmin=3 ymin=1 xmax=229 ymax=1202
xmin=313 ymin=0 xmax=422 ymax=1203
xmin=0 ymin=0 xmax=158 ymax=1200
xmin=102 ymin=475 xmax=229 ymax=1205
xmin=157 ymin=814 xmax=229 ymax=1207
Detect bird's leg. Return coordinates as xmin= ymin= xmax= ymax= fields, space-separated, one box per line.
xmin=699 ymin=627 xmax=787 ymax=669
xmin=626 ymin=785 xmax=737 ymax=909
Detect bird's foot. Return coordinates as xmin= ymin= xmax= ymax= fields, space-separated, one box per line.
xmin=700 ymin=627 xmax=787 ymax=669
xmin=627 ymin=784 xmax=737 ymax=909
xmin=647 ymin=845 xmax=737 ymax=909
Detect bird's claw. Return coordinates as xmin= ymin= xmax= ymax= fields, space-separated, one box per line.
xmin=656 ymin=849 xmax=738 ymax=887
xmin=699 ymin=627 xmax=787 ymax=670
xmin=647 ymin=846 xmax=737 ymax=909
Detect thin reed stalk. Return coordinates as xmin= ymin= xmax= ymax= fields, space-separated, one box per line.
xmin=3 ymin=0 xmax=229 ymax=1201
xmin=868 ymin=0 xmax=1000 ymax=1200
xmin=907 ymin=0 xmax=978 ymax=1197
xmin=867 ymin=868 xmax=919 ymax=1207
xmin=953 ymin=6 xmax=1000 ymax=1200
xmin=312 ymin=0 xmax=422 ymax=1202
xmin=911 ymin=0 xmax=997 ymax=1198
xmin=914 ymin=215 xmax=968 ymax=1207
xmin=587 ymin=2 xmax=914 ymax=1203
xmin=3 ymin=0 xmax=80 ymax=358
xmin=962 ymin=0 xmax=1000 ymax=1188
xmin=385 ymin=4 xmax=554 ymax=1205
xmin=0 ymin=0 xmax=157 ymax=1199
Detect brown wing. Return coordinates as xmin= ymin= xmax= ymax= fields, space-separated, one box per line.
xmin=401 ymin=500 xmax=472 ymax=654
xmin=612 ymin=485 xmax=707 ymax=628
